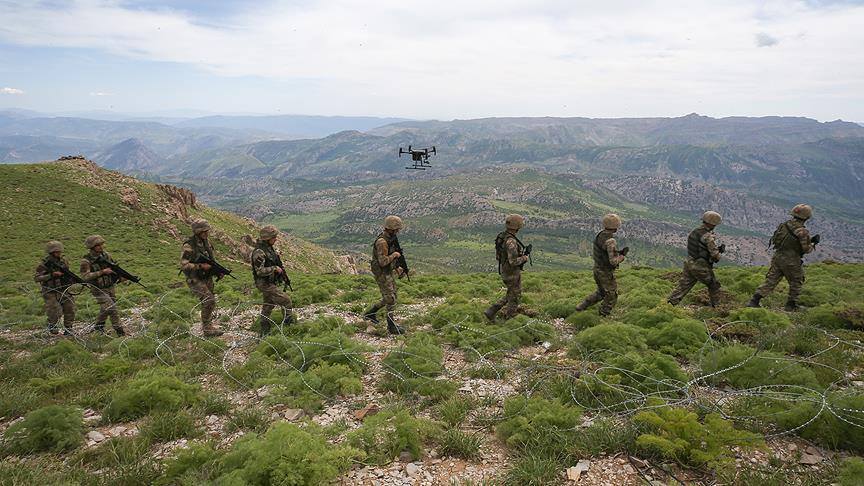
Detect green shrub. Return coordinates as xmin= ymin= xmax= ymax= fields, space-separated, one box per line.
xmin=159 ymin=441 xmax=223 ymax=485
xmin=225 ymin=407 xmax=269 ymax=434
xmin=646 ymin=318 xmax=708 ymax=358
xmin=257 ymin=330 xmax=368 ymax=373
xmin=496 ymin=397 xmax=582 ymax=453
xmin=217 ymin=422 xmax=362 ymax=485
xmin=437 ymin=396 xmax=475 ymax=427
xmin=839 ymin=457 xmax=864 ymax=486
xmin=438 ymin=428 xmax=482 ymax=459
xmin=542 ymin=299 xmax=578 ymax=319
xmin=196 ymin=392 xmax=232 ymax=416
xmin=348 ymin=407 xmax=442 ymax=464
xmin=2 ymin=405 xmax=83 ymax=454
xmin=141 ymin=410 xmax=201 ymax=442
xmin=633 ymin=405 xmax=763 ymax=469
xmin=727 ymin=307 xmax=791 ymax=333
xmin=260 ymin=362 xmax=363 ymax=411
xmin=699 ymin=344 xmax=820 ymax=390
xmin=602 ymin=351 xmax=689 ymax=392
xmin=570 ymin=322 xmax=647 ymax=357
xmin=622 ymin=304 xmax=687 ymax=329
xmin=381 ymin=333 xmax=456 ymax=401
xmin=569 ymin=418 xmax=637 ymax=457
xmin=104 ymin=369 xmax=201 ymax=422
xmin=36 ymin=340 xmax=94 ymax=367
xmin=78 ymin=436 xmax=161 ymax=485
xmin=805 ymin=305 xmax=850 ymax=329
xmin=564 ymin=311 xmax=601 ymax=331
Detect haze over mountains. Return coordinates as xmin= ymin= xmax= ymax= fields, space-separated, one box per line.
xmin=1 ymin=109 xmax=862 ymax=271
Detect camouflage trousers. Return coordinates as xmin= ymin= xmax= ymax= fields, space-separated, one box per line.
xmin=487 ymin=271 xmax=522 ymax=319
xmin=373 ymin=271 xmax=398 ymax=312
xmin=43 ymin=290 xmax=75 ymax=330
xmin=91 ymin=286 xmax=121 ymax=329
xmin=187 ymin=277 xmax=217 ymax=326
xmin=668 ymin=259 xmax=721 ymax=306
xmin=577 ymin=268 xmax=618 ymax=316
xmin=756 ymin=255 xmax=805 ymax=302
xmin=256 ymin=280 xmax=292 ymax=324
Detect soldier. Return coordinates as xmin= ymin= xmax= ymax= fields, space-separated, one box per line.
xmin=251 ymin=225 xmax=293 ymax=337
xmin=34 ymin=241 xmax=76 ymax=335
xmin=80 ymin=235 xmax=127 ymax=336
xmin=484 ymin=214 xmax=531 ymax=322
xmin=180 ymin=219 xmax=224 ymax=337
xmin=574 ymin=213 xmax=629 ymax=317
xmin=362 ymin=215 xmax=406 ymax=335
xmin=747 ymin=204 xmax=819 ymax=311
xmin=667 ymin=211 xmax=724 ymax=307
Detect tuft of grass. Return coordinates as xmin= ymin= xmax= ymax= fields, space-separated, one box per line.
xmin=2 ymin=405 xmax=83 ymax=455
xmin=438 ymin=428 xmax=483 ymax=459
xmin=141 ymin=410 xmax=202 ymax=442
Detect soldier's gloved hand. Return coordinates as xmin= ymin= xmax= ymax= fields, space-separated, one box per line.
xmin=396 ymin=267 xmax=405 ymax=277
xmin=102 ymin=268 xmax=114 ymax=275
xmin=391 ymin=252 xmax=402 ymax=260
xmin=524 ymin=244 xmax=533 ymax=256
xmin=52 ymin=271 xmax=64 ymax=277
xmin=811 ymin=234 xmax=821 ymax=245
xmin=718 ymin=244 xmax=726 ymax=254
xmin=620 ymin=246 xmax=630 ymax=256
xmin=274 ymin=267 xmax=284 ymax=274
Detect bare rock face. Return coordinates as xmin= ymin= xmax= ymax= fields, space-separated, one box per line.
xmin=120 ymin=186 xmax=141 ymax=210
xmin=156 ymin=184 xmax=197 ymax=219
xmin=335 ymin=254 xmax=359 ymax=275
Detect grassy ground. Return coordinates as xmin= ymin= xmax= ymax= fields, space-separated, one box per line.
xmin=1 ymin=263 xmax=862 ymax=484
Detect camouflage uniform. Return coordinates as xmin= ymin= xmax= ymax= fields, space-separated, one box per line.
xmin=81 ymin=246 xmax=126 ymax=335
xmin=485 ymin=231 xmax=529 ymax=321
xmin=34 ymin=243 xmax=76 ymax=334
xmin=751 ymin=217 xmax=814 ymax=310
xmin=180 ymin=221 xmax=222 ymax=336
xmin=576 ymin=221 xmax=626 ymax=317
xmin=363 ymin=216 xmax=405 ymax=335
xmin=668 ymin=224 xmax=722 ymax=306
xmin=251 ymin=226 xmax=293 ymax=337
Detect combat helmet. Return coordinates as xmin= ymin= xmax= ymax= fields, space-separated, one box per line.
xmin=260 ymin=225 xmax=279 ymax=240
xmin=85 ymin=235 xmax=106 ymax=249
xmin=384 ymin=215 xmax=404 ymax=231
xmin=45 ymin=240 xmax=64 ymax=254
xmin=602 ymin=213 xmax=622 ymax=230
xmin=191 ymin=219 xmax=211 ymax=234
xmin=790 ymin=204 xmax=812 ymax=221
xmin=702 ymin=211 xmax=722 ymax=226
xmin=505 ymin=214 xmax=525 ymax=230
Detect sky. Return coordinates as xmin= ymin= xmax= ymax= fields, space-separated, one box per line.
xmin=0 ymin=0 xmax=863 ymax=121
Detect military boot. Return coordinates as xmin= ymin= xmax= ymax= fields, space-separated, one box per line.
xmin=363 ymin=305 xmax=382 ymax=324
xmin=574 ymin=302 xmax=588 ymax=312
xmin=386 ymin=315 xmax=405 ymax=335
xmin=203 ymin=323 xmax=224 ymax=337
xmin=483 ymin=304 xmax=502 ymax=323
xmin=62 ymin=328 xmax=73 ymax=336
xmin=113 ymin=325 xmax=126 ymax=337
xmin=282 ymin=312 xmax=296 ymax=326
xmin=46 ymin=324 xmax=59 ymax=335
xmin=90 ymin=323 xmax=106 ymax=334
xmin=746 ymin=294 xmax=763 ymax=308
xmin=784 ymin=300 xmax=800 ymax=312
xmin=258 ymin=317 xmax=272 ymax=338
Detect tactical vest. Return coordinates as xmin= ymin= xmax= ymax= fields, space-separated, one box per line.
xmin=593 ymin=230 xmax=616 ymax=270
xmin=84 ymin=251 xmax=116 ymax=289
xmin=41 ymin=256 xmax=71 ymax=291
xmin=370 ymin=232 xmax=396 ymax=275
xmin=495 ymin=231 xmax=524 ymax=272
xmin=770 ymin=219 xmax=805 ymax=256
xmin=184 ymin=236 xmax=214 ymax=278
xmin=251 ymin=240 xmax=280 ymax=282
xmin=687 ymin=226 xmax=712 ymax=263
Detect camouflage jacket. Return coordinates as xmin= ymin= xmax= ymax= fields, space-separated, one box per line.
xmin=251 ymin=240 xmax=281 ymax=283
xmin=180 ymin=235 xmax=215 ymax=279
xmin=371 ymin=232 xmax=400 ymax=276
xmin=81 ymin=250 xmax=117 ymax=289
xmin=771 ymin=218 xmax=813 ymax=258
xmin=593 ymin=230 xmax=626 ymax=271
xmin=497 ymin=232 xmax=529 ymax=276
xmin=34 ymin=255 xmax=73 ymax=291
xmin=687 ymin=225 xmax=721 ymax=264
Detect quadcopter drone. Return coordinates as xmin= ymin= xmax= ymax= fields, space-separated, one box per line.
xmin=399 ymin=145 xmax=436 ymax=170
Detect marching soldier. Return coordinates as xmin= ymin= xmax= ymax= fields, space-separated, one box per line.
xmin=484 ymin=214 xmax=531 ymax=322
xmin=363 ymin=215 xmax=406 ymax=335
xmin=250 ymin=225 xmax=293 ymax=337
xmin=748 ymin=204 xmax=819 ymax=311
xmin=80 ymin=235 xmax=127 ymax=336
xmin=34 ymin=241 xmax=76 ymax=335
xmin=667 ymin=211 xmax=724 ymax=307
xmin=180 ymin=219 xmax=224 ymax=336
xmin=575 ymin=213 xmax=628 ymax=317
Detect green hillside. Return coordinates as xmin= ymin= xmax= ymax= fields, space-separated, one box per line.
xmin=0 ymin=157 xmax=348 ymax=329
xmin=0 ymin=261 xmax=862 ymax=484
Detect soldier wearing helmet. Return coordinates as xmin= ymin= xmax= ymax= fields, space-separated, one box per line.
xmin=574 ymin=213 xmax=628 ymax=317
xmin=748 ymin=204 xmax=819 ymax=311
xmin=667 ymin=211 xmax=724 ymax=307
xmin=484 ymin=214 xmax=531 ymax=322
xmin=363 ymin=215 xmax=406 ymax=335
xmin=80 ymin=235 xmax=126 ymax=336
xmin=250 ymin=225 xmax=293 ymax=337
xmin=180 ymin=219 xmax=223 ymax=336
xmin=33 ymin=240 xmax=76 ymax=335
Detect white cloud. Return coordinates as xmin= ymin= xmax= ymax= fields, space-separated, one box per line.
xmin=1 ymin=87 xmax=24 ymax=95
xmin=755 ymin=32 xmax=780 ymax=47
xmin=89 ymin=91 xmax=113 ymax=96
xmin=0 ymin=0 xmax=862 ymax=119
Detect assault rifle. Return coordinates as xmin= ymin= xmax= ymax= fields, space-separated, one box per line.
xmin=45 ymin=259 xmax=85 ymax=286
xmin=95 ymin=255 xmax=146 ymax=288
xmin=191 ymin=256 xmax=236 ymax=281
xmin=390 ymin=236 xmax=410 ymax=281
xmin=272 ymin=253 xmax=293 ymax=292
xmin=519 ymin=243 xmax=533 ymax=270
